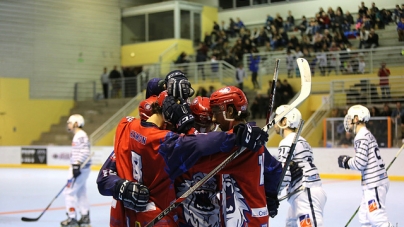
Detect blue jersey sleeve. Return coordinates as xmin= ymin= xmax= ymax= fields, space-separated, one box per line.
xmin=263 ymin=147 xmax=282 ymax=197
xmin=96 ymin=151 xmax=121 ymax=196
xmin=159 ymin=131 xmax=235 ymax=180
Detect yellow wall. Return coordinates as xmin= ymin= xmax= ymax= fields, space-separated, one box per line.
xmin=121 ymin=39 xmax=194 ymax=67
xmin=201 ymin=6 xmax=218 ymax=38
xmin=0 ymin=78 xmax=74 ymax=145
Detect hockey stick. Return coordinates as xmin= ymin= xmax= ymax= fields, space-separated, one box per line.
xmin=144 ymin=58 xmax=312 ymax=227
xmin=345 ymin=143 xmax=404 ymax=227
xmin=279 ymin=186 xmax=306 ymax=202
xmin=276 ymin=119 xmax=305 ymax=194
xmin=265 ymin=58 xmax=280 ymax=127
xmin=21 ymin=152 xmax=94 ymax=222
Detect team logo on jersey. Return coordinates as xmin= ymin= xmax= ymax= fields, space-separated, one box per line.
xmin=145 ymin=103 xmax=151 ymax=110
xmin=192 ymin=98 xmax=198 ymax=104
xmin=368 ymin=199 xmax=378 ymax=212
xmin=126 ymin=116 xmax=135 ymax=122
xmin=222 ymin=174 xmax=249 ymax=227
xmin=299 ymin=214 xmax=312 ymax=227
xmin=176 ymin=172 xmax=220 ymax=227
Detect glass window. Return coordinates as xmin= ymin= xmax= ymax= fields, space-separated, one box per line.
xmin=181 ymin=10 xmax=191 ymax=39
xmin=236 ymin=0 xmax=250 ymax=7
xmin=253 ymin=0 xmax=269 ymax=5
xmin=193 ymin=12 xmax=201 ymax=44
xmin=219 ymin=0 xmax=233 ymax=9
xmin=148 ymin=11 xmax=174 ymax=41
xmin=121 ymin=15 xmax=146 ymax=45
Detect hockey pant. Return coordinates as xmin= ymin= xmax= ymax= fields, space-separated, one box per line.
xmin=64 ymin=167 xmax=91 ymax=219
xmin=286 ymin=186 xmax=327 ymax=227
xmin=359 ymin=183 xmax=393 ymax=227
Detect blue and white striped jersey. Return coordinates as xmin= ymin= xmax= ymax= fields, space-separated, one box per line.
xmin=278 ymin=132 xmax=322 ymax=194
xmin=347 ymin=127 xmax=389 ymax=189
xmin=70 ymin=129 xmax=91 ymax=168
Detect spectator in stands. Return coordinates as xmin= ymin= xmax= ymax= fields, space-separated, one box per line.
xmin=196 ymin=42 xmax=208 ymax=80
xmin=284 ymin=10 xmax=295 ymax=32
xmin=212 ymin=21 xmax=220 ymax=33
xmin=328 ymin=42 xmax=340 ymax=75
xmin=366 ymin=28 xmax=379 ymax=48
xmin=250 ymin=94 xmax=262 ymax=119
xmin=235 ymin=62 xmax=247 ymax=91
xmin=380 ymin=103 xmax=392 ymax=117
xmin=249 ymin=54 xmax=260 ymax=89
xmin=393 ymin=5 xmax=402 ymax=24
xmin=210 ymin=55 xmax=219 ymax=81
xmin=235 ymin=17 xmax=245 ymax=35
xmin=286 ymin=50 xmax=295 ymax=78
xmin=377 ymin=62 xmax=391 ymax=100
xmin=391 ymin=102 xmax=404 ymax=139
xmin=100 ymin=67 xmax=109 ymax=99
xmin=316 ymin=48 xmax=327 ymax=76
xmin=282 ymin=79 xmax=294 ymax=103
xmin=358 ymin=1 xmax=368 ymax=16
xmin=370 ymin=106 xmax=380 ymax=117
xmin=370 ymin=2 xmax=379 ymax=15
xmin=333 ymin=10 xmax=344 ymax=33
xmin=358 ymin=57 xmax=366 ymax=74
xmin=195 ymin=86 xmax=208 ymax=97
xmin=297 ymin=16 xmax=308 ymax=35
xmin=274 ymin=13 xmax=284 ymax=31
xmin=312 ymin=31 xmax=324 ymax=51
xmin=338 ymin=132 xmax=354 ymax=148
xmin=344 ymin=11 xmax=354 ymax=26
xmin=228 ymin=18 xmax=237 ymax=37
xmin=109 ymin=65 xmax=122 ymax=98
xmin=397 ymin=17 xmax=404 ymax=42
xmin=122 ymin=67 xmax=136 ymax=97
xmin=358 ymin=27 xmax=369 ymax=49
xmin=306 ymin=19 xmax=320 ymax=37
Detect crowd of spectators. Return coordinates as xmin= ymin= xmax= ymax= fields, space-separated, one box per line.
xmin=194 ymin=2 xmax=402 ymax=79
xmin=100 ymin=66 xmax=145 ymax=99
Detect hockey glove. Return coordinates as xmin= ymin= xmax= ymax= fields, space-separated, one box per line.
xmin=289 ymin=161 xmax=303 ymax=183
xmin=266 ymin=193 xmax=279 ymax=218
xmin=162 ymin=96 xmax=195 ymax=133
xmin=338 ymin=155 xmax=351 ymax=169
xmin=166 ymin=77 xmax=195 ymax=100
xmin=72 ymin=164 xmax=81 ymax=178
xmin=113 ymin=179 xmax=149 ymax=212
xmin=233 ymin=123 xmax=268 ymax=152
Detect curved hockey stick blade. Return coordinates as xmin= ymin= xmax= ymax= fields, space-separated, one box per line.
xmin=21 ymin=217 xmax=40 ymax=222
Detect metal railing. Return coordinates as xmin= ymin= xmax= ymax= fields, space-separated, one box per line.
xmin=243 ymin=46 xmax=404 ymax=78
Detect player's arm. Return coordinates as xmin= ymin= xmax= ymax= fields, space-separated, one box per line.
xmin=338 ymin=139 xmax=369 ymax=171
xmin=96 ymin=151 xmax=150 ymax=212
xmin=97 ymin=151 xmax=120 ymax=196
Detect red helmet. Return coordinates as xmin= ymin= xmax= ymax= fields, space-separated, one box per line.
xmin=209 ymin=86 xmax=248 ymax=113
xmin=156 ymin=90 xmax=169 ymax=107
xmin=139 ymin=95 xmax=158 ymax=121
xmin=190 ymin=96 xmax=212 ymax=125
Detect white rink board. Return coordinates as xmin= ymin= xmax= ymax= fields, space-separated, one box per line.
xmin=0 ymin=146 xmax=403 ymax=177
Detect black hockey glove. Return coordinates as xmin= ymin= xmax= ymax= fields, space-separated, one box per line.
xmin=72 ymin=164 xmax=81 ymax=178
xmin=162 ymin=96 xmax=195 ymax=133
xmin=289 ymin=161 xmax=303 ymax=183
xmin=338 ymin=155 xmax=351 ymax=169
xmin=166 ymin=77 xmax=195 ymax=100
xmin=266 ymin=193 xmax=279 ymax=218
xmin=233 ymin=123 xmax=268 ymax=152
xmin=113 ymin=179 xmax=149 ymax=212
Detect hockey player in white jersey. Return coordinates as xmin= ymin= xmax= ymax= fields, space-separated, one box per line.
xmin=275 ymin=105 xmax=327 ymax=227
xmin=61 ymin=114 xmax=91 ymax=227
xmin=338 ymin=105 xmax=393 ymax=227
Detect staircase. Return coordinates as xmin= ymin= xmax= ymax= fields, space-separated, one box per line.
xmin=31 ymin=98 xmax=133 ymax=145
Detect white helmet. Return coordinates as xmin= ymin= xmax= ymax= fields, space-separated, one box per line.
xmin=344 ymin=105 xmax=370 ymax=132
xmin=67 ymin=114 xmax=85 ymax=128
xmin=275 ymin=105 xmax=302 ymax=129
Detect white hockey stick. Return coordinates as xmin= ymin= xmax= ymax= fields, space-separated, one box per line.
xmin=21 ymin=152 xmax=94 ymax=222
xmin=145 ymin=58 xmax=312 ymax=227
xmin=345 ymin=143 xmax=404 ymax=227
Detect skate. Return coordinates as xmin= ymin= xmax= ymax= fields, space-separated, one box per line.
xmin=60 ymin=215 xmax=79 ymax=227
xmin=78 ymin=213 xmax=91 ymax=227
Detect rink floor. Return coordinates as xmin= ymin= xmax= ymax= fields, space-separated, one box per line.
xmin=0 ymin=168 xmax=403 ymax=227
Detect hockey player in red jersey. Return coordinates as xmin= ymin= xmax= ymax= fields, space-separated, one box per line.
xmin=97 ymin=89 xmax=268 ymax=227
xmin=139 ymin=95 xmax=158 ymax=121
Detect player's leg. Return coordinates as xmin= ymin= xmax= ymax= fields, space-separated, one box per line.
xmin=365 ymin=183 xmax=393 ymax=227
xmin=291 ymin=187 xmax=326 ymax=227
xmin=62 ymin=168 xmax=80 ymax=226
xmin=76 ymin=168 xmax=91 ymax=226
xmin=358 ymin=194 xmax=372 ymax=227
xmin=285 ymin=196 xmax=298 ymax=227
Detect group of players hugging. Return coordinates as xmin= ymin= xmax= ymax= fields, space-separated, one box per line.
xmin=94 ymin=70 xmax=393 ymax=227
